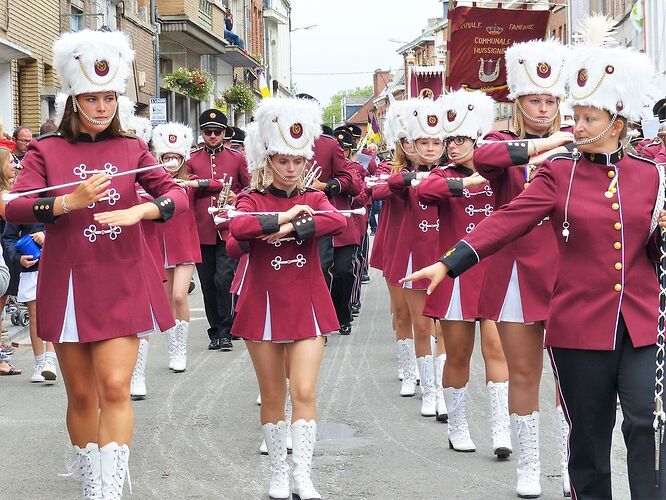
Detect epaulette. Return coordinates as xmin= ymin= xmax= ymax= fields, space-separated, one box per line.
xmin=627 ymin=152 xmax=658 ymax=166
xmin=190 ymin=146 xmax=204 ymax=153
xmin=35 ymin=132 xmax=63 ymax=141
xmin=546 ymin=152 xmax=574 ymax=162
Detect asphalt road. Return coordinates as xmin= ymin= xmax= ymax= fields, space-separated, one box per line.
xmin=1 ymin=265 xmax=630 ymax=499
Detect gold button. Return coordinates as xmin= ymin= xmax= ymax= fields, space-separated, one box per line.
xmin=614 ymin=284 xmax=622 ymax=292
xmin=614 ymin=222 xmax=622 ymax=230
xmin=615 ymin=262 xmax=622 ymax=270
xmin=611 ymin=203 xmax=619 ymax=210
xmin=608 ymin=171 xmax=615 ymax=178
xmin=614 ymin=242 xmax=621 ymax=250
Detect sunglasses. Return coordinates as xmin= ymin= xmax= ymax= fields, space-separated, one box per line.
xmin=202 ymin=128 xmax=224 ymax=137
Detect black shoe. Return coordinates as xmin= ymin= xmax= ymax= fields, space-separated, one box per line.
xmin=188 ymin=280 xmax=196 ymax=294
xmin=231 ymin=335 xmax=241 ymax=340
xmin=361 ymin=275 xmax=370 ymax=284
xmin=339 ymin=324 xmax=352 ymax=335
xmin=219 ymin=337 xmax=233 ymax=350
xmin=208 ymin=338 xmax=221 ymax=350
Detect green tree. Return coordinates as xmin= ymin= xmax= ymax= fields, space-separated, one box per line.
xmin=322 ymin=85 xmax=373 ymax=128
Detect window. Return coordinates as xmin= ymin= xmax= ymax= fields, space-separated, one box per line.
xmin=71 ymin=6 xmax=83 ymax=32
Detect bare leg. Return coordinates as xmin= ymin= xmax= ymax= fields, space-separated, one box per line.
xmin=480 ymin=320 xmax=508 ymax=383
xmin=246 ymin=341 xmax=288 ymax=423
xmin=403 ymin=290 xmax=433 ymax=357
xmin=440 ymin=320 xmax=475 ymax=388
xmin=172 ymin=264 xmax=195 ymax=322
xmin=388 ymin=285 xmax=412 ymax=341
xmin=286 ymin=337 xmax=325 ymax=421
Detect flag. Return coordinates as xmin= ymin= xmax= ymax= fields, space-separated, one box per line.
xmin=366 ymin=111 xmax=381 ymax=145
xmin=257 ymin=68 xmax=271 ymax=98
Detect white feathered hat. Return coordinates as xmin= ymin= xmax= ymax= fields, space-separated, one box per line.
xmin=117 ymin=96 xmax=135 ymax=130
xmin=404 ymin=98 xmax=446 ymax=143
xmin=127 ymin=116 xmax=152 ymax=144
xmin=255 ymin=98 xmax=322 ymax=160
xmin=243 ymin=122 xmax=265 ymax=173
xmin=440 ymin=90 xmax=495 ymax=140
xmin=152 ymin=123 xmax=194 ymax=160
xmin=53 ymin=92 xmax=69 ymax=127
xmin=53 ymin=29 xmax=134 ymax=96
xmin=385 ymin=100 xmax=412 ymax=149
xmin=505 ymin=39 xmax=568 ymax=100
xmin=568 ymin=15 xmax=657 ymax=122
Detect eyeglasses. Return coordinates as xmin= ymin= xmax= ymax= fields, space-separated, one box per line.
xmin=16 ymin=138 xmax=31 ymax=144
xmin=202 ymin=128 xmax=223 ymax=137
xmin=445 ymin=136 xmax=467 ymax=147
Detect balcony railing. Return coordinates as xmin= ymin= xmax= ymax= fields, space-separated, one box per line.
xmin=199 ymin=0 xmax=212 ymax=30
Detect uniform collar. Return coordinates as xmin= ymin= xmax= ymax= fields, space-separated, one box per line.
xmin=582 ymin=147 xmax=624 ymax=166
xmin=204 ymin=144 xmax=225 ymax=155
xmin=452 ymin=165 xmax=474 ymax=177
xmin=268 ymin=184 xmax=299 ymax=198
xmin=416 ymin=164 xmax=434 ymax=172
xmin=77 ymin=130 xmax=111 ymax=143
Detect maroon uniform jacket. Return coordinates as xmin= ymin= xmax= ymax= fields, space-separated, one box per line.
xmin=418 ymin=165 xmax=495 ymax=320
xmin=442 ymin=149 xmax=661 ymax=350
xmin=634 ymin=138 xmax=666 ymax=163
xmin=156 ymin=188 xmax=202 ymax=267
xmin=5 ymin=133 xmax=187 ymax=343
xmin=186 ymin=145 xmax=250 ymax=245
xmin=387 ymin=166 xmax=446 ymax=290
xmin=348 ymin=160 xmax=371 ymax=244
xmin=229 ymin=186 xmax=347 ymax=342
xmin=137 ymin=187 xmax=167 ymax=282
xmin=472 ymin=130 xmax=558 ymax=321
xmin=368 ymin=162 xmax=391 ymax=272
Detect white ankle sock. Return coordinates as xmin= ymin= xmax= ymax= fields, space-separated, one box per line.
xmin=34 ymin=354 xmax=45 ymax=365
xmin=45 ymin=351 xmax=57 ymax=361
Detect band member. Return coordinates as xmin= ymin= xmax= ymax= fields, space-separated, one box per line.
xmin=151 ymin=122 xmax=201 ymax=374
xmin=404 ymin=15 xmax=665 ymax=499
xmin=370 ymin=100 xmax=419 ymax=395
xmin=5 ymin=29 xmax=187 ymax=498
xmin=229 ymin=97 xmax=346 ymax=500
xmin=387 ymin=98 xmax=447 ymax=418
xmin=417 ymin=90 xmax=511 ymax=457
xmin=449 ymin=38 xmax=572 ymax=497
xmin=187 ymin=109 xmax=250 ymax=351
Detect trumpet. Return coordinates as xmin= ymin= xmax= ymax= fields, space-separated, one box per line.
xmin=209 ymin=174 xmax=234 ymax=216
xmin=301 ymin=162 xmax=322 ymax=188
xmin=214 ymin=207 xmax=366 ymax=225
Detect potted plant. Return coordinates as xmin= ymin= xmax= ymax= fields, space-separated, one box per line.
xmin=220 ymin=81 xmax=256 ymax=121
xmin=164 ymin=67 xmax=214 ymax=101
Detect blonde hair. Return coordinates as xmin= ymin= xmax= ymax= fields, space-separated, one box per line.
xmin=512 ymin=99 xmax=562 ymax=139
xmin=0 ymin=147 xmax=13 ymax=192
xmin=251 ymin=155 xmax=305 ymax=191
xmin=390 ymin=140 xmax=410 ymax=174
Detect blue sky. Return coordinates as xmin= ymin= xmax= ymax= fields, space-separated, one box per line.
xmin=290 ymin=0 xmax=444 ymax=106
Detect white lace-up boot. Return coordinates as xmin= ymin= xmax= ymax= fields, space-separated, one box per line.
xmin=435 ymin=354 xmax=448 ymax=422
xmin=262 ymin=421 xmax=290 ymax=500
xmin=261 ymin=385 xmax=293 ymax=455
xmin=291 ymin=419 xmax=321 ymax=500
xmin=130 ymin=339 xmax=149 ymax=400
xmin=556 ymin=406 xmax=571 ymax=497
xmin=397 ymin=340 xmax=416 ymax=396
xmin=395 ymin=340 xmax=404 ymax=381
xmin=487 ymin=381 xmax=512 ymax=460
xmin=100 ymin=442 xmax=131 ymax=499
xmin=512 ymin=412 xmax=541 ymax=498
xmin=166 ymin=321 xmax=179 ymax=371
xmin=172 ymin=320 xmax=189 ymax=372
xmin=417 ymin=355 xmax=436 ymax=417
xmin=60 ymin=443 xmax=102 ymax=499
xmin=443 ymin=386 xmax=476 ymax=452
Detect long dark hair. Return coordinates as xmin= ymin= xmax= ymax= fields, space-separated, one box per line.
xmin=57 ymin=95 xmax=125 ymax=143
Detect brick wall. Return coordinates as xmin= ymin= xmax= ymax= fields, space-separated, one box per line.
xmin=120 ymin=16 xmax=157 ymax=105
xmin=249 ymin=0 xmax=264 ymax=57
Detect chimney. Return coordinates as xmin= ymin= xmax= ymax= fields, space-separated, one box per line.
xmin=373 ymin=69 xmax=391 ymax=97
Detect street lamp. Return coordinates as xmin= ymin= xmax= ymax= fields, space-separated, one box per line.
xmin=291 ymin=24 xmax=318 ymax=32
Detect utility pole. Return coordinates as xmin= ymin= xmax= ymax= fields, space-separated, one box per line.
xmin=151 ymin=0 xmax=161 ymax=97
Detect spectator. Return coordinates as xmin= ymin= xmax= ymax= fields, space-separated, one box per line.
xmin=39 ymin=120 xmax=58 ymax=136
xmin=0 ymin=147 xmax=17 ymax=375
xmin=12 ymin=126 xmax=32 ymax=161
xmin=224 ymin=9 xmax=244 ymax=49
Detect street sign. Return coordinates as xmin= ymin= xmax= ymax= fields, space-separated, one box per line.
xmin=149 ymin=97 xmax=167 ymax=125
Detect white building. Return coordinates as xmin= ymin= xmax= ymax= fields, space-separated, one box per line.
xmin=263 ymin=0 xmax=292 ymax=97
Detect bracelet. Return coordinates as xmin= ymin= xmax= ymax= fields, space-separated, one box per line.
xmin=531 ymin=139 xmax=540 ymax=156
xmin=61 ymin=194 xmax=71 ymax=214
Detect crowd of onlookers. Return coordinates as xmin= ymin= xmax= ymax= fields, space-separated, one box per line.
xmin=0 ymin=119 xmax=59 ymax=380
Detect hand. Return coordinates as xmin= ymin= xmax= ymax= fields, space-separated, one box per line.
xmin=259 ymin=223 xmax=294 ymax=244
xmin=19 ymin=255 xmax=38 ymax=268
xmin=311 ymin=179 xmax=327 ymax=191
xmin=94 ymin=205 xmax=147 ymax=227
xmin=67 ymin=173 xmax=110 ymax=210
xmin=462 ymin=172 xmax=488 ymax=189
xmin=284 ymin=204 xmax=314 ymax=221
xmin=30 ymin=231 xmax=45 ymax=246
xmin=547 ymin=131 xmax=575 ymax=149
xmin=399 ymin=262 xmax=449 ymax=295
xmin=416 ymin=171 xmax=431 ymax=180
xmin=175 ymin=179 xmax=191 ymax=189
xmin=659 ymin=210 xmax=666 ymax=229
xmin=226 ymin=190 xmax=238 ymax=205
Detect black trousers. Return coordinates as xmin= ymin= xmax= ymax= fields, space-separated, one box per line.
xmin=196 ymin=240 xmax=237 ymax=340
xmin=369 ymin=199 xmax=381 ymax=233
xmin=318 ymin=237 xmax=356 ymax=326
xmin=549 ymin=315 xmax=666 ymax=500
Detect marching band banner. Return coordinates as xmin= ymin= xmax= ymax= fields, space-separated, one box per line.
xmin=446 ymin=6 xmax=551 ymax=101
xmin=409 ymin=66 xmax=445 ymax=99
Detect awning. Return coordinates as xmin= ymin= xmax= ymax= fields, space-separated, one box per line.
xmin=412 ymin=65 xmax=445 ymax=77
xmin=0 ymin=36 xmax=31 ymax=63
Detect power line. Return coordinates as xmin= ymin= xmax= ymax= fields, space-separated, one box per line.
xmin=293 ymin=69 xmax=395 ymax=76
